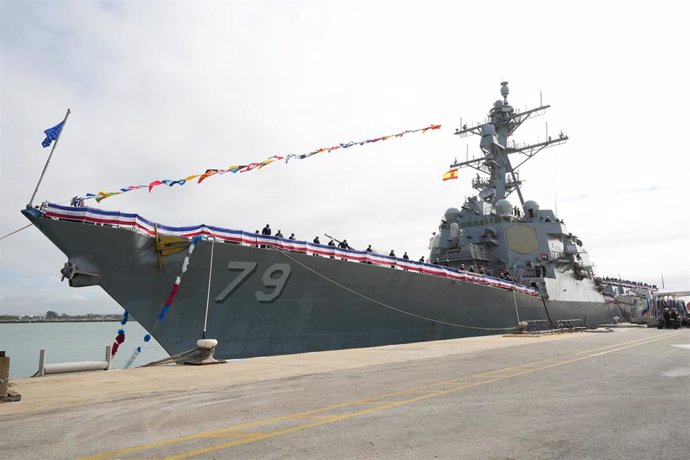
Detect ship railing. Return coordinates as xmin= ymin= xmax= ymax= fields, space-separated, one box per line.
xmin=523 ymin=320 xmax=550 ymax=333
xmin=32 ymin=346 xmax=112 ymax=377
xmin=555 ymin=318 xmax=583 ymax=332
xmin=42 ymin=202 xmax=542 ymax=297
xmin=471 ymin=177 xmax=492 ymax=189
xmin=523 ymin=318 xmax=583 ymax=334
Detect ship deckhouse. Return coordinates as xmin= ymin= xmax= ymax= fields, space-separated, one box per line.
xmin=430 ymin=83 xmax=603 ymax=302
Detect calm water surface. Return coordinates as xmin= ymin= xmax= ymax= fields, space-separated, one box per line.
xmin=0 ymin=322 xmax=168 ymax=378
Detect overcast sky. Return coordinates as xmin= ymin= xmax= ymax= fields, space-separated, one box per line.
xmin=1 ymin=0 xmax=688 ymax=315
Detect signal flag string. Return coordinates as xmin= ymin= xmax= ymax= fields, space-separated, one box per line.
xmin=80 ymin=124 xmax=442 ymax=203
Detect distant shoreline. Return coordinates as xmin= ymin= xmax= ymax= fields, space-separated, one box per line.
xmin=0 ymin=319 xmax=134 ymax=324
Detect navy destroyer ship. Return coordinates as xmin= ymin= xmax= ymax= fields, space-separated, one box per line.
xmin=22 ymin=82 xmax=620 ymax=359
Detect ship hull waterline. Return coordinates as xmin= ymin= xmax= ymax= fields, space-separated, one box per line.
xmin=23 ymin=209 xmax=621 ymax=359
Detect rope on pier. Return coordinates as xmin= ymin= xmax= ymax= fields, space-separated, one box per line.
xmin=141 ymin=347 xmax=199 ymax=367
xmin=277 ymin=249 xmax=518 ymax=332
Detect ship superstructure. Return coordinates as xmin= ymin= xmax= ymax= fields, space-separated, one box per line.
xmin=430 ymin=82 xmax=604 ymax=304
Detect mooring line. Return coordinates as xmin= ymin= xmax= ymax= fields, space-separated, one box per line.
xmin=276 ymin=248 xmax=517 ymax=331
xmin=0 ymin=223 xmax=32 ymax=241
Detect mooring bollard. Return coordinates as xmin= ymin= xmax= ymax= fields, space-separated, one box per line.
xmin=0 ymin=351 xmax=9 ymax=397
xmin=184 ymin=339 xmax=225 ymax=366
xmin=1 ymin=350 xmax=21 ymax=403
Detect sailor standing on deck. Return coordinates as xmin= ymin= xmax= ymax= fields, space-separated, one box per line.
xmin=260 ymin=225 xmax=271 ymax=248
xmin=338 ymin=239 xmax=351 ymax=261
xmin=366 ymin=245 xmax=373 ymax=264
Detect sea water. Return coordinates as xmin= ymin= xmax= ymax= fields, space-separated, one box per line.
xmin=0 ymin=322 xmax=169 ymax=378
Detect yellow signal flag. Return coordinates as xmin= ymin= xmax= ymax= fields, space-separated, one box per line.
xmin=442 ymin=168 xmax=459 ymax=181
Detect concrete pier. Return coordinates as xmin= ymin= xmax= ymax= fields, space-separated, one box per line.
xmin=1 ymin=328 xmax=688 ymax=459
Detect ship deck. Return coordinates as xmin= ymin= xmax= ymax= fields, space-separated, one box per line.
xmin=2 ymin=327 xmax=688 ymax=459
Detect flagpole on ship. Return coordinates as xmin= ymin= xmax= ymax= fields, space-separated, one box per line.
xmin=28 ymin=108 xmax=71 ymax=208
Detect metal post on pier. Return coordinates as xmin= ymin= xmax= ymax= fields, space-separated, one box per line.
xmin=0 ymin=351 xmax=9 ymax=397
xmin=1 ymin=350 xmax=21 ymax=402
xmin=105 ymin=345 xmax=112 ymax=371
xmin=34 ymin=347 xmax=112 ymax=377
xmin=38 ymin=349 xmax=47 ymax=377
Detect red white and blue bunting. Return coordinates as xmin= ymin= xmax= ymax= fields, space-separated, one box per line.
xmin=45 ymin=203 xmax=538 ymax=297
xmin=110 ymin=310 xmax=129 ymax=356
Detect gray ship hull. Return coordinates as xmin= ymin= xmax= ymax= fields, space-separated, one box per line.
xmin=23 ymin=208 xmax=618 ymax=359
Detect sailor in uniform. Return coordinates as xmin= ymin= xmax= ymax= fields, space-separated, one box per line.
xmin=338 ymin=239 xmax=351 ymax=260
xmin=365 ymin=245 xmax=373 ymax=264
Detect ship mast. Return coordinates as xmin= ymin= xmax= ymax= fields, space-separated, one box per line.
xmin=451 ymin=82 xmax=568 ymax=207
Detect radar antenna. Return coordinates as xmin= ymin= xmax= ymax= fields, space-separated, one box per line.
xmin=450 ymin=82 xmax=568 ymax=206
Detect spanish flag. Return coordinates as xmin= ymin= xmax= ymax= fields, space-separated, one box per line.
xmin=442 ymin=168 xmax=459 ymax=181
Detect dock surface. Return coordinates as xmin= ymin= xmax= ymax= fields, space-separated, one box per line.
xmin=1 ymin=327 xmax=688 ymax=459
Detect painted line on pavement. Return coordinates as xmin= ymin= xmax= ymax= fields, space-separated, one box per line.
xmin=81 ymin=331 xmax=686 ymax=460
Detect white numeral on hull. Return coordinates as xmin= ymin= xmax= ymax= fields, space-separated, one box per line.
xmin=214 ymin=262 xmax=291 ymax=303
